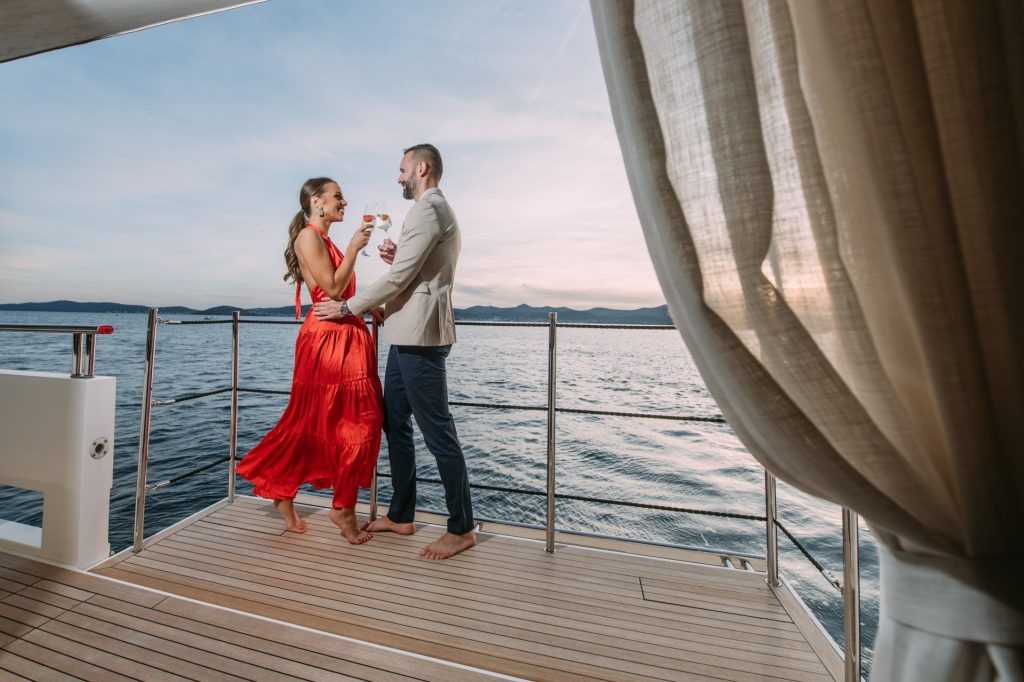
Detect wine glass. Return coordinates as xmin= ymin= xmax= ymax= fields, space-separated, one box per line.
xmin=360 ymin=202 xmax=376 ymax=257
xmin=374 ymin=201 xmax=392 ymax=250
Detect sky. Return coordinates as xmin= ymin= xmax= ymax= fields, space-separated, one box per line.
xmin=0 ymin=0 xmax=664 ymax=310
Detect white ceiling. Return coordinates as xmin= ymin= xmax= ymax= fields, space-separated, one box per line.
xmin=1 ymin=0 xmax=263 ymax=63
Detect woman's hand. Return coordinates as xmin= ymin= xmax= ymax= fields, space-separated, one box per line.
xmin=346 ymin=222 xmax=373 ymax=255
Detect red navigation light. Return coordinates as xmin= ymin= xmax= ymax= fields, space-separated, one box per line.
xmin=97 ymin=325 xmax=115 ymax=334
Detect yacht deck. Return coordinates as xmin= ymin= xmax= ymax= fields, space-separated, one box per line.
xmin=3 ymin=497 xmax=843 ymax=680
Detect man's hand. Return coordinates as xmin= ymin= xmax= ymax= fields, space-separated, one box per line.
xmin=379 ymin=238 xmax=397 ymax=265
xmin=369 ymin=306 xmax=387 ymax=326
xmin=313 ymin=300 xmax=345 ymax=321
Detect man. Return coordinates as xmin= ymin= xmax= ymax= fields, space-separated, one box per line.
xmin=314 ymin=144 xmax=475 ymax=560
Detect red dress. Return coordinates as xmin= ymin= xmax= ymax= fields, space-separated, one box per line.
xmin=237 ymin=225 xmax=384 ymax=508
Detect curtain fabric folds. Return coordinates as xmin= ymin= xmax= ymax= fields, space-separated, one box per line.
xmin=590 ymin=0 xmax=1023 ymax=679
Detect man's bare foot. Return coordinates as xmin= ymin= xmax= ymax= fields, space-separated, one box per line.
xmin=330 ymin=507 xmax=372 ymax=544
xmin=421 ymin=531 xmax=476 ymax=560
xmin=361 ymin=517 xmax=417 ymax=535
xmin=273 ymin=499 xmax=307 ymax=533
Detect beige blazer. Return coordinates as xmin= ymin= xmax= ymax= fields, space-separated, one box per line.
xmin=348 ymin=188 xmax=459 ymax=346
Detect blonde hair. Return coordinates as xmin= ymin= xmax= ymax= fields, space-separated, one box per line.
xmin=283 ymin=177 xmax=334 ymax=284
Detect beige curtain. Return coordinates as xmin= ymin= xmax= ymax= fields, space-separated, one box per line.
xmin=591 ymin=0 xmax=1023 ymax=679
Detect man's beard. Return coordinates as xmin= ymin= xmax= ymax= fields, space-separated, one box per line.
xmin=402 ymin=177 xmax=417 ymax=200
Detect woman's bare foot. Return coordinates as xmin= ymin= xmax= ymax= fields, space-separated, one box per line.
xmin=361 ymin=517 xmax=417 ymax=535
xmin=421 ymin=531 xmax=476 ymax=560
xmin=273 ymin=499 xmax=307 ymax=533
xmin=330 ymin=507 xmax=372 ymax=544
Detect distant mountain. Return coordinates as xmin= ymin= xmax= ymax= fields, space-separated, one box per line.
xmin=0 ymin=300 xmax=274 ymax=316
xmin=0 ymin=300 xmax=674 ymax=324
xmin=0 ymin=300 xmax=151 ymax=313
xmin=456 ymin=304 xmax=673 ymax=325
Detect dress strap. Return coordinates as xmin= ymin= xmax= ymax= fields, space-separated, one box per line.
xmin=306 ymin=223 xmax=328 ymax=240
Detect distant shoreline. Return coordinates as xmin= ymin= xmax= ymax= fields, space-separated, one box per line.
xmin=0 ymin=300 xmax=674 ymax=325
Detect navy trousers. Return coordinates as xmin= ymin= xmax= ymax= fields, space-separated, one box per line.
xmin=383 ymin=344 xmax=474 ymax=535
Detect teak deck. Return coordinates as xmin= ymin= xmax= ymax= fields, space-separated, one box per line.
xmin=3 ymin=497 xmax=843 ymax=680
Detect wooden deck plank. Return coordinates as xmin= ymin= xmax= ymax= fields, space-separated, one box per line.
xmin=141 ymin=537 xmax=825 ymax=671
xmin=220 ymin=502 xmax=760 ymax=585
xmin=37 ymin=619 xmax=203 ymax=682
xmin=53 ymin=609 xmax=276 ymax=682
xmin=0 ymin=601 xmax=51 ymax=631
xmin=205 ymin=497 xmax=839 ymax=675
xmin=70 ymin=598 xmax=406 ymax=682
xmin=0 ymin=648 xmax=82 ymax=681
xmin=0 ymin=553 xmax=160 ymax=608
xmin=176 ymin=521 xmax=805 ymax=639
xmin=153 ymin=596 xmax=488 ymax=682
xmin=0 ymin=576 xmax=31 ymax=594
xmin=29 ymin=579 xmax=94 ymax=603
xmin=3 ymin=638 xmax=138 ymax=682
xmin=2 ymin=592 xmax=73 ymax=620
xmin=75 ymin=497 xmax=843 ymax=682
xmin=210 ymin=513 xmax=769 ymax=609
xmin=213 ymin=505 xmax=767 ymax=591
xmin=0 ymin=613 xmax=35 ymax=639
xmin=172 ymin=518 xmax=806 ymax=638
xmin=0 ymin=551 xmax=509 ymax=682
xmin=0 ymin=566 xmax=39 ymax=588
xmin=87 ymin=594 xmax=420 ymax=682
xmin=107 ymin=549 xmax=831 ymax=682
xmin=9 ymin=585 xmax=84 ymax=611
xmin=188 ymin=519 xmax=671 ymax=604
xmin=145 ymin=535 xmax=778 ymax=635
xmin=99 ymin=563 xmax=689 ymax=682
xmin=117 ymin=550 xmax=775 ymax=678
xmin=22 ymin=627 xmax=198 ymax=682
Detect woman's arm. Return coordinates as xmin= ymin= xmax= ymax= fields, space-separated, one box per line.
xmin=294 ymin=225 xmax=370 ymax=299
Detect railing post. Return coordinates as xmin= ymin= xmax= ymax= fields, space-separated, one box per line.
xmin=70 ymin=332 xmax=85 ymax=377
xmin=133 ymin=308 xmax=158 ymax=553
xmin=370 ymin=317 xmax=380 ymax=521
xmin=843 ymin=507 xmax=861 ymax=681
xmin=228 ymin=311 xmax=240 ymax=503
xmin=84 ymin=333 xmax=96 ymax=378
xmin=545 ymin=312 xmax=557 ymax=554
xmin=765 ymin=470 xmax=780 ymax=586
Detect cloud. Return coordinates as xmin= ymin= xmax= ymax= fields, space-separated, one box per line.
xmin=0 ymin=1 xmax=663 ymax=310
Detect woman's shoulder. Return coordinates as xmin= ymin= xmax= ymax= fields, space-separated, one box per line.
xmin=295 ymin=226 xmax=326 ymax=248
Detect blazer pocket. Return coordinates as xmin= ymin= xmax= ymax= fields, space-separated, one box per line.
xmin=412 ymin=282 xmax=431 ymax=295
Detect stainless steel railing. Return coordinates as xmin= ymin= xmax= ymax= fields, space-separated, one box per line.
xmin=765 ymin=470 xmax=781 ymax=587
xmin=227 ymin=311 xmax=240 ymax=503
xmin=0 ymin=323 xmax=115 ymax=378
xmin=844 ymin=507 xmax=862 ymax=680
xmin=133 ymin=309 xmax=157 ymax=552
xmin=129 ymin=308 xmax=862 ymax=680
xmin=545 ymin=311 xmax=557 ymax=553
xmin=763 ymin=472 xmax=862 ymax=677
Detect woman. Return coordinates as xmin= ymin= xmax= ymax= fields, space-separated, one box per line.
xmin=237 ymin=177 xmax=383 ymax=544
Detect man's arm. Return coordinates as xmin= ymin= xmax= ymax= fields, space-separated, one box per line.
xmin=312 ymin=239 xmax=397 ymax=321
xmin=346 ymin=202 xmax=441 ymax=315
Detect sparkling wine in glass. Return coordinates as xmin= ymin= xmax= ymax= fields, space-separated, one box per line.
xmin=360 ymin=202 xmax=376 ymax=256
xmin=375 ymin=201 xmax=392 ymax=242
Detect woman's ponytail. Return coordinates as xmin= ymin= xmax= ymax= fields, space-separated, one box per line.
xmin=283 ymin=177 xmax=334 ymax=284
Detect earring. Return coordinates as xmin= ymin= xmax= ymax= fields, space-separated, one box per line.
xmin=317 ymin=205 xmax=324 ymax=217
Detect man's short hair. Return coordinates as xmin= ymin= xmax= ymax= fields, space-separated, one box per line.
xmin=404 ymin=143 xmax=443 ymax=181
